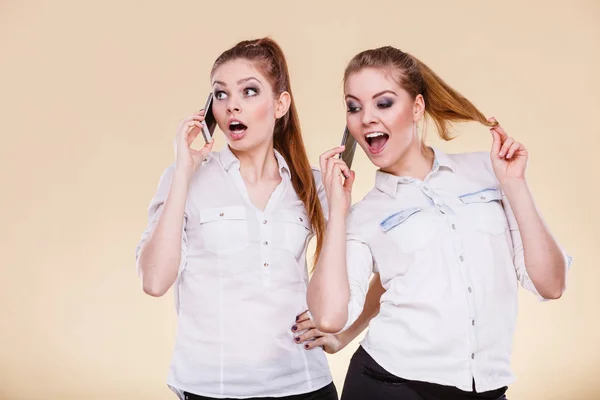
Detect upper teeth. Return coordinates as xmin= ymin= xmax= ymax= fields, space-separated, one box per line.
xmin=231 ymin=121 xmax=241 ymax=126
xmin=366 ymin=132 xmax=386 ymax=138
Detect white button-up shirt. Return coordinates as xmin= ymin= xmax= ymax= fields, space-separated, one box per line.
xmin=136 ymin=146 xmax=332 ymax=399
xmin=342 ymin=148 xmax=571 ymax=392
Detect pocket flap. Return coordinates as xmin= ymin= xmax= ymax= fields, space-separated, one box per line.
xmin=282 ymin=211 xmax=312 ymax=231
xmin=459 ymin=188 xmax=502 ymax=204
xmin=200 ymin=206 xmax=247 ymax=223
xmin=380 ymin=207 xmax=422 ymax=232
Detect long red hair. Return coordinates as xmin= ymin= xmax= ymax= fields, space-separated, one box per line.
xmin=211 ymin=38 xmax=325 ymax=264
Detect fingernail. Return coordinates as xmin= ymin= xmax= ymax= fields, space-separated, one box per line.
xmin=304 ymin=344 xmax=309 ymax=349
xmin=292 ymin=325 xmax=298 ymax=331
xmin=295 ymin=316 xmax=299 ymax=321
xmin=295 ymin=337 xmax=300 ymax=342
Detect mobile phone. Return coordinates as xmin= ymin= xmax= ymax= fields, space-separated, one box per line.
xmin=201 ymin=93 xmax=216 ymax=143
xmin=339 ymin=126 xmax=357 ymax=169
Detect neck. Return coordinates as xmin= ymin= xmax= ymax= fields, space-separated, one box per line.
xmin=382 ymin=143 xmax=435 ymax=181
xmin=230 ymin=140 xmax=280 ymax=183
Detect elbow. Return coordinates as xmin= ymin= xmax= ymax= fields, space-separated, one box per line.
xmin=315 ymin=320 xmax=344 ymax=335
xmin=313 ymin=314 xmax=347 ymax=334
xmin=542 ymin=284 xmax=565 ymax=300
xmin=540 ymin=279 xmax=566 ymax=300
xmin=142 ymin=280 xmax=169 ymax=297
xmin=545 ymin=291 xmax=563 ymax=300
xmin=137 ymin=261 xmax=173 ymax=298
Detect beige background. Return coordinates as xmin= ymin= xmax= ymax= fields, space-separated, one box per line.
xmin=1 ymin=1 xmax=599 ymax=399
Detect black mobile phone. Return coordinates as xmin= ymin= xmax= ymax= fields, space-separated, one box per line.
xmin=339 ymin=126 xmax=357 ymax=169
xmin=201 ymin=93 xmax=216 ymax=143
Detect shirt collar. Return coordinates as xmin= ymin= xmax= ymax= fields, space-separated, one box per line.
xmin=218 ymin=145 xmax=291 ymax=180
xmin=374 ymin=147 xmax=455 ymax=198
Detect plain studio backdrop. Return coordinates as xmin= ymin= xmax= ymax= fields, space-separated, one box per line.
xmin=1 ymin=1 xmax=598 ymax=399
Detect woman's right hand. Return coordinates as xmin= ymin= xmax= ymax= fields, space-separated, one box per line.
xmin=174 ymin=110 xmax=214 ymax=177
xmin=319 ymin=146 xmax=355 ymax=217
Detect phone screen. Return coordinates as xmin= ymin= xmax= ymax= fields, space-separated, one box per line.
xmin=201 ymin=93 xmax=216 ymax=143
xmin=339 ymin=127 xmax=357 ymax=169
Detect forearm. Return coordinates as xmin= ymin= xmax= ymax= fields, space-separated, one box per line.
xmin=137 ymin=168 xmax=191 ymax=297
xmin=307 ymin=211 xmax=350 ymax=333
xmin=502 ymin=179 xmax=567 ymax=298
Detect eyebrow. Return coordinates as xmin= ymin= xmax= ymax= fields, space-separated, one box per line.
xmin=345 ymin=90 xmax=397 ymax=101
xmin=212 ymin=76 xmax=263 ymax=87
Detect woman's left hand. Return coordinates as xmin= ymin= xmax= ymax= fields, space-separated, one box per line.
xmin=489 ymin=117 xmax=529 ymax=184
xmin=292 ymin=311 xmax=346 ymax=354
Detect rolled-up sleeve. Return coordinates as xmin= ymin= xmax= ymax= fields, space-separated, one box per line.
xmin=337 ymin=237 xmax=374 ymax=333
xmin=135 ymin=164 xmax=188 ymax=276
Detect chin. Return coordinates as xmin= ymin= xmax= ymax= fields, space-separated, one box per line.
xmin=227 ymin=136 xmax=264 ymax=153
xmin=367 ymin=153 xmax=394 ymax=170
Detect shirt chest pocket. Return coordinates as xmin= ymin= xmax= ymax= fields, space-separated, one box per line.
xmin=459 ymin=188 xmax=508 ymax=235
xmin=380 ymin=207 xmax=439 ymax=254
xmin=199 ymin=206 xmax=251 ymax=254
xmin=281 ymin=211 xmax=313 ymax=259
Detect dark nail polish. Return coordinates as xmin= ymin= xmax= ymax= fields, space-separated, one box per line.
xmin=304 ymin=344 xmax=309 ymax=349
xmin=295 ymin=315 xmax=299 ymax=321
xmin=295 ymin=337 xmax=300 ymax=342
xmin=292 ymin=325 xmax=297 ymax=331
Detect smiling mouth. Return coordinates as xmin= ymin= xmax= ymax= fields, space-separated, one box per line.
xmin=365 ymin=132 xmax=389 ymax=153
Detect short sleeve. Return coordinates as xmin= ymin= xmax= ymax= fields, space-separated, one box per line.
xmin=336 ymin=235 xmax=375 ymax=333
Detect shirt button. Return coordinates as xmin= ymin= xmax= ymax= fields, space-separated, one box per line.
xmin=468 ymin=287 xmax=472 ymax=293
xmin=471 ymin=353 xmax=475 ymax=359
xmin=263 ymin=241 xmax=269 ymax=246
xmin=263 ymin=263 xmax=269 ymax=267
xmin=299 ymin=217 xmax=303 ymax=222
xmin=219 ymin=213 xmax=224 ymax=217
xmin=472 ymin=319 xmax=475 ymax=326
xmin=451 ymin=224 xmax=456 ymax=230
xmin=263 ymin=220 xmax=268 ymax=224
xmin=459 ymin=255 xmax=464 ymax=262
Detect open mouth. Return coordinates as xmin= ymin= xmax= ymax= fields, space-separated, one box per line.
xmin=228 ymin=120 xmax=248 ymax=138
xmin=365 ymin=132 xmax=389 ymax=153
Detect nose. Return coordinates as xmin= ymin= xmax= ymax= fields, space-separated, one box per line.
xmin=226 ymin=96 xmax=241 ymax=115
xmin=361 ymin=105 xmax=378 ymax=126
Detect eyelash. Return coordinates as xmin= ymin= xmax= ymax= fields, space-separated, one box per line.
xmin=347 ymin=101 xmax=393 ymax=114
xmin=244 ymin=87 xmax=259 ymax=96
xmin=214 ymin=86 xmax=260 ymax=101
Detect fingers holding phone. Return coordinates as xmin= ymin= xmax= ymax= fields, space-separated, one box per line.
xmin=319 ymin=145 xmax=354 ymax=216
xmin=174 ymin=109 xmax=214 ymax=176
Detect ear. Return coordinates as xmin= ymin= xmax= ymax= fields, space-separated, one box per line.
xmin=275 ymin=91 xmax=291 ymax=119
xmin=413 ymin=94 xmax=425 ymax=122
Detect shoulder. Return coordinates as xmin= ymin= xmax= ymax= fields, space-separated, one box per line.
xmin=446 ymin=151 xmax=498 ymax=183
xmin=346 ymin=188 xmax=382 ymax=238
